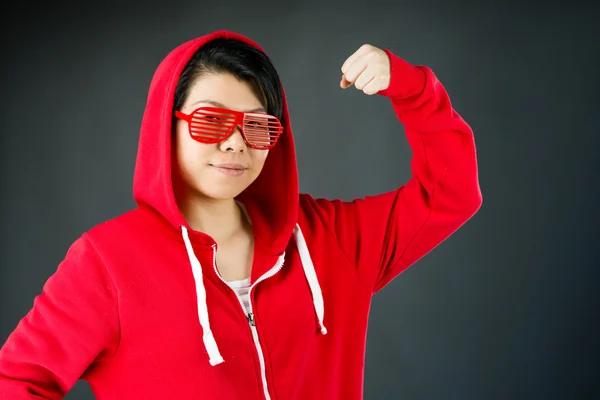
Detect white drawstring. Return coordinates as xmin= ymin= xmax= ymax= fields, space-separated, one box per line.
xmin=293 ymin=224 xmax=328 ymax=335
xmin=181 ymin=223 xmax=326 ymax=366
xmin=181 ymin=226 xmax=225 ymax=366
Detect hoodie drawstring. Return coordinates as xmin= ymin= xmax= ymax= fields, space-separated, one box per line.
xmin=181 ymin=226 xmax=225 ymax=366
xmin=180 ymin=223 xmax=326 ymax=366
xmin=293 ymin=224 xmax=328 ymax=335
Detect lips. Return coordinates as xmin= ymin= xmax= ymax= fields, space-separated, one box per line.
xmin=210 ymin=163 xmax=247 ymax=177
xmin=211 ymin=163 xmax=246 ymax=170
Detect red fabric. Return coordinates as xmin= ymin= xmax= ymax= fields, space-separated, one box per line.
xmin=0 ymin=30 xmax=482 ymax=399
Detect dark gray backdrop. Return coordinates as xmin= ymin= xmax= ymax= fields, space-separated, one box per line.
xmin=1 ymin=1 xmax=598 ymax=399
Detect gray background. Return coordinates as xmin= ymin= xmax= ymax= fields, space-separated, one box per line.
xmin=1 ymin=0 xmax=599 ymax=398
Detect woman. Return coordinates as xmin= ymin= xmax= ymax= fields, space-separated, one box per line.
xmin=0 ymin=30 xmax=482 ymax=399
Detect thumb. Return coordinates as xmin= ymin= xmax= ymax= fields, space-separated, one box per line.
xmin=340 ymin=74 xmax=353 ymax=89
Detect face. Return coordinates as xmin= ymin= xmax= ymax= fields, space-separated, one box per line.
xmin=172 ymin=72 xmax=270 ymax=202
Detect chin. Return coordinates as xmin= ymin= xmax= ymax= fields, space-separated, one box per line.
xmin=197 ymin=183 xmax=248 ymax=201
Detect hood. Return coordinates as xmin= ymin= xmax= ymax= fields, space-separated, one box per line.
xmin=133 ymin=30 xmax=298 ymax=257
xmin=131 ymin=30 xmax=327 ymax=367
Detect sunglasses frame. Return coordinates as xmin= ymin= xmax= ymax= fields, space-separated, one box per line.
xmin=174 ymin=106 xmax=283 ymax=150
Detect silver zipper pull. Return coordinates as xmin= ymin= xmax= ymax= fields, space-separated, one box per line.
xmin=247 ymin=312 xmax=255 ymax=326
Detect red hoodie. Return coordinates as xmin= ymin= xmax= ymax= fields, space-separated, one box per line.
xmin=0 ymin=30 xmax=481 ymax=399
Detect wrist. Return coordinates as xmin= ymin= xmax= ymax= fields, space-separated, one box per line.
xmin=377 ymin=49 xmax=427 ymax=100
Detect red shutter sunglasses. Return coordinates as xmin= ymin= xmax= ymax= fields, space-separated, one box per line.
xmin=174 ymin=106 xmax=284 ymax=150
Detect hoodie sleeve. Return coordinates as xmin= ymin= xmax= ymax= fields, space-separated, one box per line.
xmin=0 ymin=234 xmax=120 ymax=399
xmin=303 ymin=50 xmax=482 ymax=293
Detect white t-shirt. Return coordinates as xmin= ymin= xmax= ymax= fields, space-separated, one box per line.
xmin=227 ymin=277 xmax=251 ymax=312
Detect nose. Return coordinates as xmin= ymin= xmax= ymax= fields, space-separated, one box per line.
xmin=218 ymin=125 xmax=247 ymax=153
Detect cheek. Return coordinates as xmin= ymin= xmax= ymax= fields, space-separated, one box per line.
xmin=174 ymin=130 xmax=212 ymax=172
xmin=175 ymin=131 xmax=192 ymax=167
xmin=250 ymin=150 xmax=269 ymax=174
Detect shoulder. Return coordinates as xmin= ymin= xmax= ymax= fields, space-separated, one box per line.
xmin=85 ymin=208 xmax=141 ymax=238
xmin=52 ymin=210 xmax=143 ymax=282
xmin=81 ymin=207 xmax=151 ymax=254
xmin=298 ymin=192 xmax=345 ymax=231
xmin=298 ymin=192 xmax=353 ymax=220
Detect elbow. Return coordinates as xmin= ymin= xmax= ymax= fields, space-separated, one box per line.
xmin=457 ymin=180 xmax=483 ymax=220
xmin=437 ymin=175 xmax=482 ymax=221
xmin=467 ymin=189 xmax=483 ymax=216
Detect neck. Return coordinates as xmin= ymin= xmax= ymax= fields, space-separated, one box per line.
xmin=177 ymin=194 xmax=248 ymax=243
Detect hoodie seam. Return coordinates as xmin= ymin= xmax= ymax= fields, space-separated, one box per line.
xmin=82 ymin=233 xmax=122 ymax=359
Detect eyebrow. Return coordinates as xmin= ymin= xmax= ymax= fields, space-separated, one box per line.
xmin=189 ymin=99 xmax=266 ymax=113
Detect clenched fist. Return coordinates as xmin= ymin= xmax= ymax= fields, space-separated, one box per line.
xmin=340 ymin=44 xmax=391 ymax=95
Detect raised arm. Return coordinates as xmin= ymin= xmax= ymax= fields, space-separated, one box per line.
xmin=302 ymin=44 xmax=482 ymax=292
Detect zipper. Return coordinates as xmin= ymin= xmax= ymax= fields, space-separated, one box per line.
xmin=211 ymin=244 xmax=285 ymax=400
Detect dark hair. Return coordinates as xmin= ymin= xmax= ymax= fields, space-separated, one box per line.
xmin=173 ymin=38 xmax=283 ymax=120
